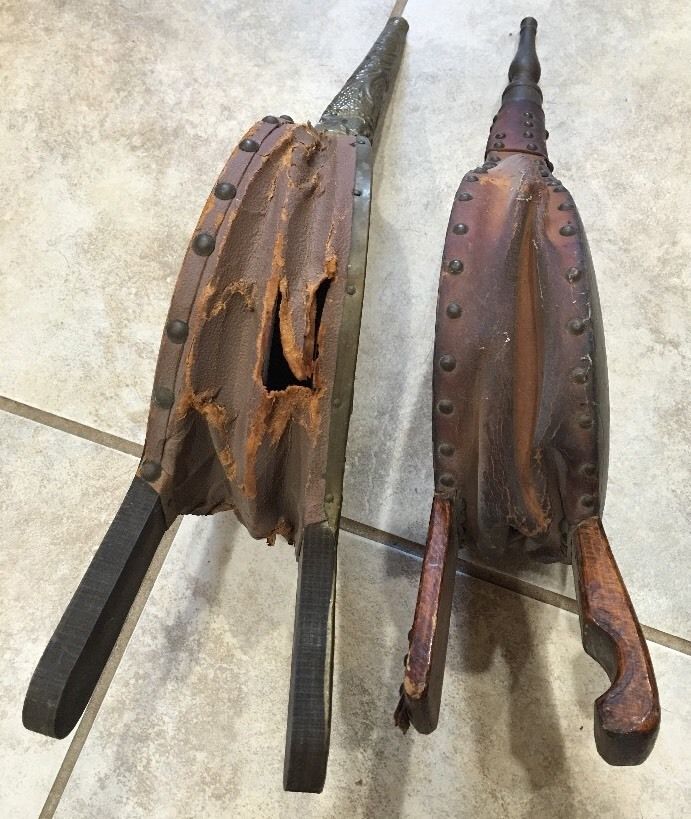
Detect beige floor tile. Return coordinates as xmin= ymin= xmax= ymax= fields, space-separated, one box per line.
xmin=0 ymin=411 xmax=136 ymax=818
xmin=51 ymin=515 xmax=691 ymax=819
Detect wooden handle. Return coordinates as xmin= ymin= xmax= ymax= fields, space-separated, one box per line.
xmin=395 ymin=496 xmax=457 ymax=734
xmin=23 ymin=477 xmax=168 ymax=739
xmin=572 ymin=517 xmax=660 ymax=765
xmin=283 ymin=522 xmax=337 ymax=793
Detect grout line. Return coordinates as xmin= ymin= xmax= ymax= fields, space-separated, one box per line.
xmin=40 ymin=517 xmax=182 ymax=818
xmin=341 ymin=516 xmax=691 ymax=657
xmin=3 ymin=396 xmax=690 ymax=658
xmin=0 ymin=396 xmax=143 ymax=458
xmin=343 ymin=516 xmax=578 ymax=613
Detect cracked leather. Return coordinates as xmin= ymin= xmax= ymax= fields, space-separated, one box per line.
xmin=138 ymin=120 xmax=356 ymax=544
xmin=434 ymin=133 xmax=609 ymax=564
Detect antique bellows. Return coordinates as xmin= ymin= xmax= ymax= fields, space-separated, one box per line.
xmin=23 ymin=5 xmax=409 ymax=792
xmin=396 ymin=18 xmax=660 ymax=766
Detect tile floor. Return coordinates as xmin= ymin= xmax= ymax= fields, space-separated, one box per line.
xmin=1 ymin=1 xmax=689 ymax=817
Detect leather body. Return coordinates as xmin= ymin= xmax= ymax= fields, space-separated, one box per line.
xmin=433 ymin=152 xmax=609 ymax=563
xmin=139 ymin=119 xmax=357 ymax=545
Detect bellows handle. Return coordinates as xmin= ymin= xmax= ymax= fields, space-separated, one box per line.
xmin=572 ymin=517 xmax=660 ymax=765
xmin=23 ymin=477 xmax=168 ymax=738
xmin=395 ymin=497 xmax=457 ymax=734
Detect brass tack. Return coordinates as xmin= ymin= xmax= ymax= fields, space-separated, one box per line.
xmin=140 ymin=461 xmax=162 ymax=482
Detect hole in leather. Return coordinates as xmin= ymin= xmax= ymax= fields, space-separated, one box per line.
xmin=311 ymin=276 xmax=330 ymax=363
xmin=262 ymin=278 xmax=330 ymax=392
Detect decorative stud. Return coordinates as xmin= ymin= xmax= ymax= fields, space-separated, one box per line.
xmin=356 ymin=137 xmax=367 ymax=144
xmin=524 ymin=111 xmax=534 ymax=117
xmin=166 ymin=319 xmax=188 ymax=343
xmin=523 ymin=131 xmax=534 ymax=138
xmin=346 ymin=284 xmax=356 ymax=295
xmin=438 ymin=443 xmax=455 ymax=456
xmin=495 ymin=132 xmax=506 ymax=139
xmin=353 ymin=188 xmax=362 ymax=196
xmin=580 ymin=494 xmax=596 ymax=509
xmin=262 ymin=115 xmax=280 ymax=124
xmin=545 ymin=130 xmax=550 ymax=139
xmin=438 ymin=400 xmax=454 ymax=415
xmin=453 ymin=223 xmax=469 ymax=235
xmin=214 ymin=182 xmax=237 ymax=200
xmin=578 ymin=413 xmax=594 ymax=429
xmin=457 ymin=192 xmax=473 ymax=201
xmin=553 ymin=185 xmax=565 ymax=193
xmin=474 ymin=166 xmax=487 ymax=174
xmin=540 ymin=169 xmax=550 ymax=177
xmin=439 ymin=355 xmax=456 ymax=371
xmin=333 ymin=398 xmax=342 ymax=408
xmin=140 ymin=461 xmax=162 ymax=482
xmin=154 ymin=386 xmax=175 ymax=409
xmin=439 ymin=473 xmax=455 ymax=488
xmin=446 ymin=303 xmax=462 ymax=318
xmin=571 ymin=367 xmax=589 ymax=384
xmin=280 ymin=115 xmax=294 ymax=123
xmin=560 ymin=224 xmax=577 ymax=236
xmin=566 ymin=267 xmax=583 ymax=282
xmin=567 ymin=318 xmax=586 ymax=335
xmin=558 ymin=202 xmax=574 ymax=211
xmin=325 ymin=493 xmax=334 ymax=503
xmin=580 ymin=463 xmax=597 ymax=477
xmin=493 ymin=141 xmax=504 ymax=149
xmin=239 ymin=138 xmax=260 ymax=152
xmin=448 ymin=259 xmax=463 ymax=273
xmin=526 ymin=143 xmax=538 ymax=151
xmin=193 ymin=232 xmax=215 ymax=256
xmin=466 ymin=174 xmax=479 ymax=182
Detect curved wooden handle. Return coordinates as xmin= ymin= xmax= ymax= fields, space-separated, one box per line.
xmin=395 ymin=496 xmax=457 ymax=734
xmin=572 ymin=517 xmax=660 ymax=765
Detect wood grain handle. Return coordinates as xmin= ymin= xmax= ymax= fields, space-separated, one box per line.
xmin=23 ymin=477 xmax=168 ymax=739
xmin=283 ymin=522 xmax=337 ymax=793
xmin=572 ymin=517 xmax=660 ymax=765
xmin=395 ymin=496 xmax=457 ymax=734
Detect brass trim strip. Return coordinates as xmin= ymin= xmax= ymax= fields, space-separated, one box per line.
xmin=321 ymin=137 xmax=373 ymax=533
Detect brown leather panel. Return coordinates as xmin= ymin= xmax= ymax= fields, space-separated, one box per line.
xmin=139 ymin=122 xmax=357 ymax=544
xmin=434 ymin=152 xmax=608 ymax=562
xmin=485 ymin=99 xmax=547 ymax=161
